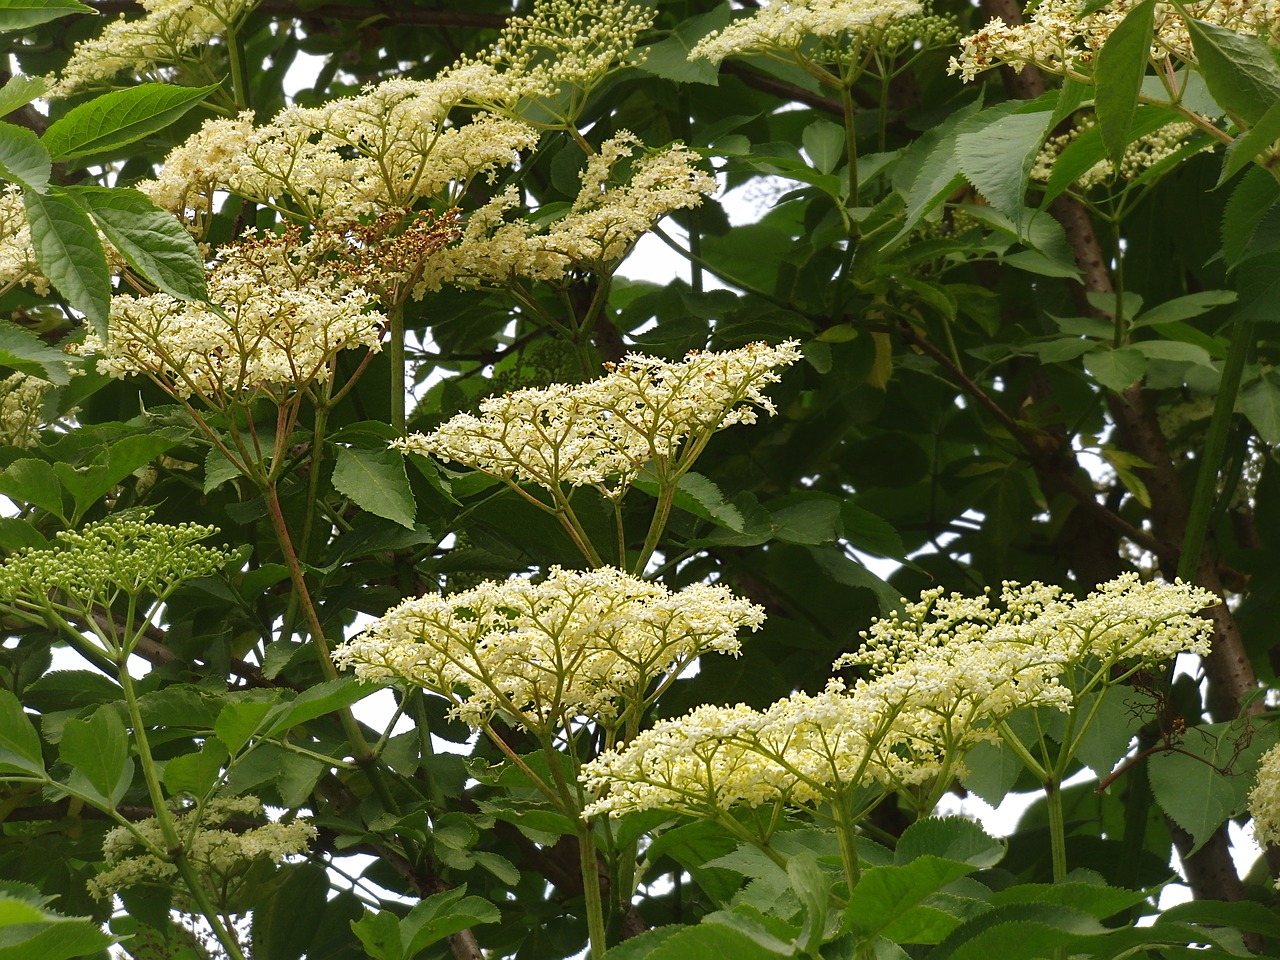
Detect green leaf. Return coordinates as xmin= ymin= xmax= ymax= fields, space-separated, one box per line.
xmin=263 ymin=678 xmax=374 ymax=738
xmin=1083 ymin=347 xmax=1146 ymax=392
xmin=215 ymin=698 xmax=280 ymax=755
xmin=676 ymin=471 xmax=745 ymax=530
xmin=0 ymin=75 xmax=46 ymax=118
xmin=896 ymin=817 xmax=1004 ymax=868
xmin=0 ymin=120 xmax=50 ymax=193
xmin=888 ymin=94 xmax=985 ymax=245
xmin=928 ymin=904 xmax=1104 ymax=960
xmin=787 ymin=853 xmax=832 ymax=954
xmin=22 ymin=670 xmax=119 ymax=712
xmin=1240 ymin=372 xmax=1280 ymax=444
xmin=52 ymin=431 xmax=184 ymax=523
xmin=1220 ymin=95 xmax=1280 ymax=185
xmin=0 ymin=458 xmax=64 ymax=520
xmin=332 ymin=445 xmax=416 ymax=529
xmin=960 ymin=739 xmax=1021 ymax=807
xmin=1148 ymin=746 xmax=1237 ymax=852
xmin=0 ymin=688 xmax=44 ymax=776
xmin=955 ymin=108 xmax=1055 ymax=220
xmin=808 ymin=545 xmax=901 ymax=613
xmin=1158 ymin=900 xmax=1280 ymax=939
xmin=1072 ymin=689 xmax=1141 ymax=778
xmin=59 ymin=704 xmax=132 ymax=807
xmin=1094 ymin=0 xmax=1157 ymax=162
xmin=844 ymin=857 xmax=979 ymax=943
xmin=0 ymin=0 xmax=94 ymax=30
xmin=989 ymin=882 xmax=1149 ymax=921
xmin=802 ymin=120 xmax=845 ymax=176
xmin=635 ymin=5 xmax=730 ymax=86
xmin=22 ymin=188 xmax=110 ymax=340
xmin=163 ymin=738 xmax=228 ymax=798
xmin=840 ymin=502 xmax=906 ymax=558
xmin=1130 ymin=290 xmax=1236 ymax=327
xmin=1183 ymin=17 xmax=1280 ymax=126
xmin=0 ymin=896 xmax=116 ymax=960
xmin=0 ymin=318 xmax=76 ymax=384
xmin=351 ymin=886 xmax=501 ymax=960
xmin=64 ymin=186 xmax=207 ymax=301
xmin=1230 ymin=251 xmax=1280 ymax=323
xmin=616 ymin=919 xmax=796 ymax=960
xmin=252 ymin=863 xmax=331 ymax=960
xmin=769 ymin=496 xmax=840 ymax=545
xmin=41 ymin=83 xmax=219 ymax=160
xmin=1221 ymin=166 xmax=1280 ymax=268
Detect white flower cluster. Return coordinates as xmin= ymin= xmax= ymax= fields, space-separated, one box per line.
xmin=0 ymin=186 xmax=47 ymax=297
xmin=397 ymin=341 xmax=802 ymax=495
xmin=1249 ymin=742 xmax=1280 ymax=853
xmin=1031 ymin=117 xmax=1207 ymax=189
xmin=48 ymin=0 xmax=260 ymax=97
xmin=582 ymin=575 xmax=1217 ymax=819
xmin=333 ymin=565 xmax=765 ymax=729
xmin=689 ymin=0 xmax=925 ymax=64
xmin=0 ymin=372 xmax=55 ymax=449
xmin=88 ymin=797 xmax=316 ymax=899
xmin=75 ymin=232 xmax=385 ymax=400
xmin=949 ymin=0 xmax=1280 ymax=83
xmin=0 ymin=510 xmax=229 ymax=616
xmin=416 ymin=134 xmax=715 ymax=293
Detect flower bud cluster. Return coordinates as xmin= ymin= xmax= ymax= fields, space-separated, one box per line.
xmin=333 ymin=565 xmax=765 ymax=729
xmin=689 ymin=0 xmax=927 ymax=65
xmin=0 ymin=372 xmax=56 ymax=449
xmin=48 ymin=0 xmax=260 ymax=98
xmin=397 ymin=340 xmax=801 ymax=495
xmin=1031 ymin=116 xmax=1207 ymax=189
xmin=0 ymin=510 xmax=229 ymax=613
xmin=582 ymin=575 xmax=1217 ymax=819
xmin=0 ymin=186 xmax=48 ymax=297
xmin=1249 ymin=742 xmax=1280 ymax=852
xmin=88 ymin=797 xmax=316 ymax=899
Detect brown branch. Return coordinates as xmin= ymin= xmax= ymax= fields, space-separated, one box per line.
xmin=721 ymin=62 xmax=844 ymax=117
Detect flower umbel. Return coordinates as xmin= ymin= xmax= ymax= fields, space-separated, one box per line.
xmin=333 ymin=566 xmax=765 ymax=730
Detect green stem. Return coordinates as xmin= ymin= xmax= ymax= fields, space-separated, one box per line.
xmin=632 ymin=472 xmax=678 ymax=576
xmin=833 ymin=794 xmax=862 ymax=893
xmin=578 ymin=823 xmax=608 ymax=960
xmin=1178 ymin=319 xmax=1254 ymax=582
xmin=1045 ymin=776 xmax=1068 ymax=883
xmin=840 ymin=81 xmax=860 ymax=208
xmin=389 ymin=303 xmax=407 ymax=433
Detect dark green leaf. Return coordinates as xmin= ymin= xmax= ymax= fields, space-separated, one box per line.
xmin=0 ymin=895 xmax=116 ymax=960
xmin=22 ymin=670 xmax=119 ymax=713
xmin=955 ymin=109 xmax=1055 ymax=220
xmin=989 ymin=882 xmax=1149 ymax=921
xmin=1083 ymin=347 xmax=1146 ymax=392
xmin=41 ymin=83 xmax=219 ymax=160
xmin=896 ymin=817 xmax=1004 ymax=868
xmin=807 ymin=545 xmax=901 ymax=613
xmin=1222 ymin=166 xmax=1280 ymax=268
xmin=802 ymin=120 xmax=845 ymax=176
xmin=0 ymin=75 xmax=47 ymax=118
xmin=1158 ymin=900 xmax=1280 ymax=939
xmin=0 ymin=458 xmax=64 ymax=520
xmin=840 ymin=502 xmax=906 ymax=558
xmin=162 ymin=738 xmax=228 ymax=798
xmin=64 ymin=186 xmax=207 ymax=301
xmin=0 ymin=688 xmax=44 ymax=775
xmin=844 ymin=857 xmax=979 ymax=942
xmin=263 ymin=678 xmax=374 ymax=738
xmin=1095 ymin=0 xmax=1157 ymax=162
xmin=1183 ymin=17 xmax=1280 ymax=125
xmin=0 ymin=318 xmax=76 ymax=384
xmin=215 ymin=698 xmax=280 ymax=755
xmin=332 ymin=445 xmax=417 ymax=529
xmin=0 ymin=0 xmax=94 ymax=30
xmin=635 ymin=5 xmax=730 ymax=86
xmin=59 ymin=704 xmax=132 ymax=807
xmin=1148 ymin=747 xmax=1237 ymax=852
xmin=0 ymin=120 xmax=50 ymax=193
xmin=53 ymin=431 xmax=184 ymax=523
xmin=22 ymin=188 xmax=110 ymax=340
xmin=251 ymin=864 xmax=329 ymax=960
xmin=1239 ymin=373 xmax=1280 ymax=444
xmin=1220 ymin=95 xmax=1280 ymax=184
xmin=1130 ymin=290 xmax=1236 ymax=327
xmin=928 ymin=904 xmax=1104 ymax=960
xmin=769 ymin=496 xmax=840 ymax=544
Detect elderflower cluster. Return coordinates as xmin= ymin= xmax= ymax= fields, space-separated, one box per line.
xmin=0 ymin=186 xmax=47 ymax=296
xmin=48 ymin=0 xmax=260 ymax=98
xmin=88 ymin=797 xmax=316 ymax=899
xmin=1031 ymin=117 xmax=1207 ymax=189
xmin=0 ymin=511 xmax=229 ymax=616
xmin=333 ymin=566 xmax=765 ymax=729
xmin=689 ymin=0 xmax=927 ymax=65
xmin=0 ymin=373 xmax=55 ymax=449
xmin=74 ymin=232 xmax=385 ymax=399
xmin=949 ymin=0 xmax=1280 ymax=83
xmin=418 ymin=135 xmax=715 ymax=293
xmin=1249 ymin=742 xmax=1280 ymax=853
xmin=582 ymin=574 xmax=1217 ymax=819
xmin=397 ymin=341 xmax=802 ymax=494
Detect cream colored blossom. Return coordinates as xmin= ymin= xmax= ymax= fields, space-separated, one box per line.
xmin=135 ymin=113 xmax=257 ymax=226
xmin=690 ymin=0 xmax=925 ymax=64
xmin=333 ymin=566 xmax=765 ymax=729
xmin=74 ymin=232 xmax=385 ymax=399
xmin=0 ymin=373 xmax=55 ymax=449
xmin=397 ymin=341 xmax=801 ymax=494
xmin=950 ymin=0 xmax=1280 ymax=83
xmin=0 ymin=186 xmax=48 ymax=296
xmin=49 ymin=0 xmax=260 ymax=97
xmin=1031 ymin=117 xmax=1208 ymax=190
xmin=418 ymin=134 xmax=714 ymax=293
xmin=88 ymin=797 xmax=316 ymax=899
xmin=1249 ymin=742 xmax=1280 ymax=849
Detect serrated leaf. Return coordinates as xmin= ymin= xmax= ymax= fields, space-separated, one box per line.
xmin=263 ymin=678 xmax=374 ymax=738
xmin=1095 ymin=0 xmax=1156 ymax=162
xmin=1222 ymin=166 xmax=1280 ymax=268
xmin=1148 ymin=747 xmax=1237 ymax=852
xmin=840 ymin=502 xmax=906 ymax=558
xmin=802 ymin=119 xmax=845 ymax=176
xmin=635 ymin=5 xmax=729 ymax=86
xmin=1220 ymin=95 xmax=1280 ymax=185
xmin=960 ymin=739 xmax=1022 ymax=807
xmin=770 ymin=496 xmax=840 ymax=544
xmin=22 ymin=670 xmax=120 ymax=712
xmin=888 ymin=94 xmax=985 ymax=245
xmin=22 ymin=188 xmax=110 ymax=340
xmin=989 ymin=882 xmax=1148 ymax=921
xmin=808 ymin=545 xmax=900 ymax=613
xmin=1072 ymin=688 xmax=1140 ymax=778
xmin=215 ymin=698 xmax=280 ymax=756
xmin=332 ymin=445 xmax=416 ymax=529
xmin=1083 ymin=347 xmax=1146 ymax=392
xmin=929 ymin=904 xmax=1104 ymax=960
xmin=1183 ymin=17 xmax=1280 ymax=126
xmin=677 ymin=471 xmax=745 ymax=530
xmin=0 ymin=688 xmax=44 ymax=776
xmin=64 ymin=185 xmax=207 ymax=301
xmin=844 ymin=857 xmax=979 ymax=942
xmin=251 ymin=863 xmax=329 ymax=960
xmin=163 ymin=738 xmax=228 ymax=798
xmin=59 ymin=704 xmax=132 ymax=807
xmin=41 ymin=83 xmax=218 ymax=160
xmin=0 ymin=896 xmax=116 ymax=960
xmin=896 ymin=817 xmax=1004 ymax=868
xmin=0 ymin=74 xmax=46 ymax=118
xmin=0 ymin=318 xmax=75 ymax=384
xmin=955 ymin=108 xmax=1055 ymax=220
xmin=53 ymin=431 xmax=184 ymax=523
xmin=1158 ymin=900 xmax=1280 ymax=939
xmin=0 ymin=457 xmax=64 ymax=519
xmin=1130 ymin=290 xmax=1236 ymax=327
xmin=1239 ymin=373 xmax=1280 ymax=445
xmin=1230 ymin=251 xmax=1280 ymax=323
xmin=0 ymin=0 xmax=94 ymax=30
xmin=0 ymin=120 xmax=50 ymax=193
